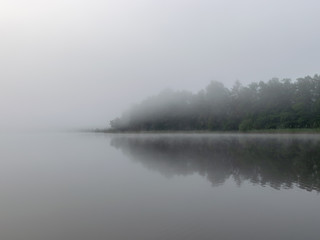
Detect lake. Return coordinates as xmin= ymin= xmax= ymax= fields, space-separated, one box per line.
xmin=0 ymin=132 xmax=319 ymax=240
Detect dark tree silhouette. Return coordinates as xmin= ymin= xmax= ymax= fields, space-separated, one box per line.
xmin=110 ymin=74 xmax=320 ymax=131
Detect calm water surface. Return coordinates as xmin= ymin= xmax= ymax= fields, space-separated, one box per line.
xmin=0 ymin=132 xmax=319 ymax=240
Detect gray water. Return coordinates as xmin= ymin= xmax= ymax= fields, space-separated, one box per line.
xmin=0 ymin=133 xmax=319 ymax=240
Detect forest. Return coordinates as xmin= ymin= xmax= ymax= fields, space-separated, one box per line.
xmin=110 ymin=74 xmax=320 ymax=131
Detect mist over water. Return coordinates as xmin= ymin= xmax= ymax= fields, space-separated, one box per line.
xmin=2 ymin=0 xmax=320 ymax=238
xmin=1 ymin=132 xmax=320 ymax=240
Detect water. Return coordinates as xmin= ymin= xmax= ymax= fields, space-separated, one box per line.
xmin=0 ymin=132 xmax=319 ymax=240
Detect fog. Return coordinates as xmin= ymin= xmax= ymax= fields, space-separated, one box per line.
xmin=1 ymin=0 xmax=320 ymax=130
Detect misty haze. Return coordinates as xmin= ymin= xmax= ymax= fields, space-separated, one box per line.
xmin=109 ymin=75 xmax=320 ymax=132
xmin=1 ymin=0 xmax=320 ymax=239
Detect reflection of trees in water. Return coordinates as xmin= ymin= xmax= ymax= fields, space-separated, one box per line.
xmin=111 ymin=134 xmax=320 ymax=192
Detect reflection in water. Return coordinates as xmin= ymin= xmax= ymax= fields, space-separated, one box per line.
xmin=111 ymin=134 xmax=320 ymax=192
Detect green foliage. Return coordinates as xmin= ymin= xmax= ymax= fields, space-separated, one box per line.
xmin=110 ymin=74 xmax=320 ymax=132
xmin=239 ymin=119 xmax=253 ymax=131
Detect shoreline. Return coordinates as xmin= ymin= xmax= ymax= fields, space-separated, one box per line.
xmin=87 ymin=128 xmax=320 ymax=134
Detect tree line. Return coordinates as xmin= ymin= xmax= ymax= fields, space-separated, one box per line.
xmin=110 ymin=74 xmax=320 ymax=131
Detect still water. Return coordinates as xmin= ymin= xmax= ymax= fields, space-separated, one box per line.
xmin=0 ymin=133 xmax=319 ymax=240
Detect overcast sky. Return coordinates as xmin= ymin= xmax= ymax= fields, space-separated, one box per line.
xmin=1 ymin=0 xmax=319 ymax=130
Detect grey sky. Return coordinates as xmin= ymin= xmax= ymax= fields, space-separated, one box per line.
xmin=1 ymin=0 xmax=319 ymax=130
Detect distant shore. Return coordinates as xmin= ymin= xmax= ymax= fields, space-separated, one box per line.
xmin=108 ymin=75 xmax=320 ymax=133
xmin=87 ymin=128 xmax=320 ymax=134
